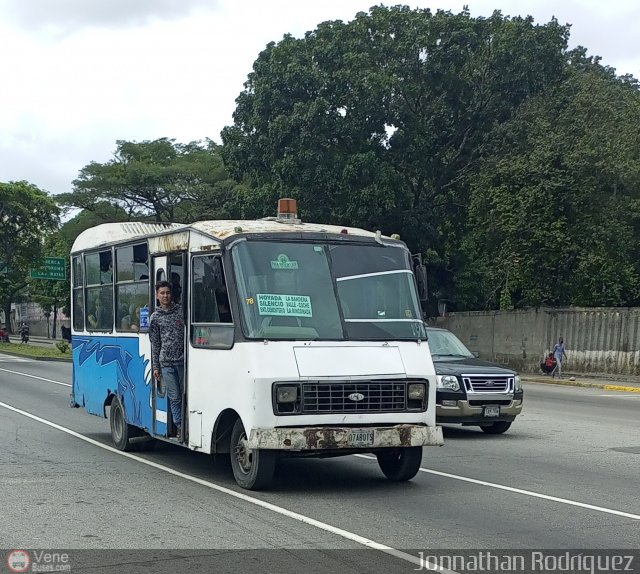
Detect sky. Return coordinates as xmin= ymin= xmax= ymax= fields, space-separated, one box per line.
xmin=1 ymin=0 xmax=639 ymax=199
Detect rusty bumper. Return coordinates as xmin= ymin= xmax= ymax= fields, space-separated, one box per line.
xmin=247 ymin=424 xmax=444 ymax=451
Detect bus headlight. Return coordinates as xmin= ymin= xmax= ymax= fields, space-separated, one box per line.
xmin=408 ymin=383 xmax=426 ymax=400
xmin=276 ymin=386 xmax=298 ymax=403
xmin=514 ymin=375 xmax=522 ymax=391
xmin=273 ymin=383 xmax=301 ymax=415
xmin=437 ymin=375 xmax=460 ymax=391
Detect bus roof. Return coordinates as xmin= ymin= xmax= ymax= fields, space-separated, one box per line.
xmin=71 ymin=219 xmax=386 ymax=253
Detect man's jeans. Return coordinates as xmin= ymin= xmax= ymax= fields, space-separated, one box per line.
xmin=162 ymin=364 xmax=184 ymax=427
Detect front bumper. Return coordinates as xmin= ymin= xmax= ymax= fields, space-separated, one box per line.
xmin=248 ymin=424 xmax=444 ymax=451
xmin=436 ymin=398 xmax=523 ymax=424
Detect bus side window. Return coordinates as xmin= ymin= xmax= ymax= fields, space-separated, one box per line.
xmin=85 ymin=249 xmax=114 ymax=331
xmin=191 ymin=255 xmax=234 ymax=349
xmin=72 ymin=255 xmax=84 ymax=331
xmin=115 ymin=243 xmax=149 ymax=332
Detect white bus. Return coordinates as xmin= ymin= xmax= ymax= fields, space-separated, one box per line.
xmin=70 ymin=200 xmax=443 ymax=489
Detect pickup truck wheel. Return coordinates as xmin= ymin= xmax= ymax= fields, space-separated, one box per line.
xmin=230 ymin=419 xmax=276 ymax=490
xmin=480 ymin=421 xmax=512 ymax=434
xmin=377 ymin=447 xmax=423 ymax=481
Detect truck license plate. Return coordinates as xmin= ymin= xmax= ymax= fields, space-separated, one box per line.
xmin=483 ymin=405 xmax=500 ymax=417
xmin=348 ymin=430 xmax=374 ymax=447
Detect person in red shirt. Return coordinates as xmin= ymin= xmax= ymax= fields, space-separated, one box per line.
xmin=540 ymin=352 xmax=556 ymax=375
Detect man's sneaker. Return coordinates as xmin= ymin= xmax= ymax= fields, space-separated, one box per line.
xmin=176 ymin=426 xmax=182 ymax=441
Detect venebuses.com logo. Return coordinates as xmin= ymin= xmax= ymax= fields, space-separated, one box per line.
xmin=7 ymin=550 xmax=31 ymax=573
xmin=5 ymin=549 xmax=71 ymax=573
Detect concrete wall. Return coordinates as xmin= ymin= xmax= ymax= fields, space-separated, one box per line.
xmin=2 ymin=302 xmax=70 ymax=338
xmin=433 ymin=307 xmax=640 ymax=376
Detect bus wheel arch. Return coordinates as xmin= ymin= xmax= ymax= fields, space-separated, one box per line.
xmin=103 ymin=392 xmax=116 ymax=418
xmin=212 ymin=409 xmax=240 ymax=454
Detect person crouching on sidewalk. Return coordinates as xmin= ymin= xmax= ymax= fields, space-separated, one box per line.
xmin=541 ymin=352 xmax=556 ymax=375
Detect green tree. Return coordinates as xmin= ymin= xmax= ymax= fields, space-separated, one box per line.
xmin=29 ymin=233 xmax=71 ymax=338
xmin=461 ymin=60 xmax=640 ymax=308
xmin=0 ymin=181 xmax=60 ymax=332
xmin=222 ymin=6 xmax=570 ymax=300
xmin=58 ymin=138 xmax=243 ymax=223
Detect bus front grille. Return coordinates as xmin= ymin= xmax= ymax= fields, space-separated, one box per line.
xmin=301 ymin=381 xmax=408 ymax=413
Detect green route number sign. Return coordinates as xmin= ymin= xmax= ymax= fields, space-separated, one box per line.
xmin=30 ymin=257 xmax=67 ymax=280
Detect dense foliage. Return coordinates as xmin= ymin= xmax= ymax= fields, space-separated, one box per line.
xmin=461 ymin=59 xmax=640 ymax=308
xmin=57 ymin=138 xmax=245 ymax=223
xmin=222 ymin=6 xmax=640 ymax=309
xmin=0 ymin=181 xmax=60 ymax=331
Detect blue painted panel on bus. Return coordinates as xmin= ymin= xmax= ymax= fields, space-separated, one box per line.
xmin=72 ymin=336 xmax=152 ymax=432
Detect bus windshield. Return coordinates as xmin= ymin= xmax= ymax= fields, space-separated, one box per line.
xmin=231 ymin=240 xmax=425 ymax=340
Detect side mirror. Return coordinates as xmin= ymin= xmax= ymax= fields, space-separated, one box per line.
xmin=412 ymin=254 xmax=428 ymax=303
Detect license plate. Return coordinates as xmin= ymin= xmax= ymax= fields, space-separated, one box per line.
xmin=484 ymin=405 xmax=500 ymax=417
xmin=348 ymin=430 xmax=374 ymax=447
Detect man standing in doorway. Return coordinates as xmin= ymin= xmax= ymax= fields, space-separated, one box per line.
xmin=150 ymin=280 xmax=185 ymax=440
xmin=551 ymin=337 xmax=568 ymax=379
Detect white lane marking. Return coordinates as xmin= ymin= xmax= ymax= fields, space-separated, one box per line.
xmin=0 ymin=367 xmax=71 ymax=387
xmin=355 ymin=454 xmax=640 ymax=520
xmin=0 ymin=354 xmax=31 ymax=362
xmin=595 ymin=394 xmax=640 ymax=398
xmin=0 ymin=401 xmax=457 ymax=574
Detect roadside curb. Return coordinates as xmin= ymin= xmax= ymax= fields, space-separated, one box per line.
xmin=602 ymin=384 xmax=640 ymax=393
xmin=523 ymin=376 xmax=640 ymax=393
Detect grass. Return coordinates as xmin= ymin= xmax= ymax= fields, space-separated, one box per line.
xmin=0 ymin=342 xmax=71 ymax=360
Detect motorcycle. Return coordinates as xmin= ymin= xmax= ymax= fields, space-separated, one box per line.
xmin=20 ymin=329 xmax=29 ymax=344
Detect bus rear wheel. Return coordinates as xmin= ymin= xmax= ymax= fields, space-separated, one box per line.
xmin=377 ymin=446 xmax=423 ymax=481
xmin=110 ymin=396 xmax=141 ymax=451
xmin=230 ymin=419 xmax=276 ymax=490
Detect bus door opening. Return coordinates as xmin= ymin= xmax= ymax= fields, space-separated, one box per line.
xmin=151 ymin=253 xmax=186 ymax=440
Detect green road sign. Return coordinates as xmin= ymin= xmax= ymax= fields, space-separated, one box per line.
xmin=30 ymin=257 xmax=67 ymax=280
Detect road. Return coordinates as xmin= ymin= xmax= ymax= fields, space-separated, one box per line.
xmin=1 ymin=354 xmax=638 ymax=572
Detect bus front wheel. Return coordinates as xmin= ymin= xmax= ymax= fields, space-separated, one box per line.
xmin=230 ymin=419 xmax=276 ymax=490
xmin=377 ymin=446 xmax=423 ymax=481
xmin=109 ymin=396 xmax=140 ymax=451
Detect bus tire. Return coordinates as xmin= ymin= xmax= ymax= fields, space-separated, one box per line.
xmin=480 ymin=421 xmax=512 ymax=434
xmin=109 ymin=396 xmax=139 ymax=451
xmin=377 ymin=446 xmax=423 ymax=481
xmin=230 ymin=419 xmax=276 ymax=490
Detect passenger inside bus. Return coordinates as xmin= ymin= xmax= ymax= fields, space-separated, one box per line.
xmin=171 ymin=272 xmax=182 ymax=304
xmin=88 ymin=296 xmax=111 ymax=330
xmin=215 ymin=284 xmax=232 ymax=323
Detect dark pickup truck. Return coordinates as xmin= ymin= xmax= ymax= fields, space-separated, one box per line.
xmin=426 ymin=327 xmax=523 ymax=434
